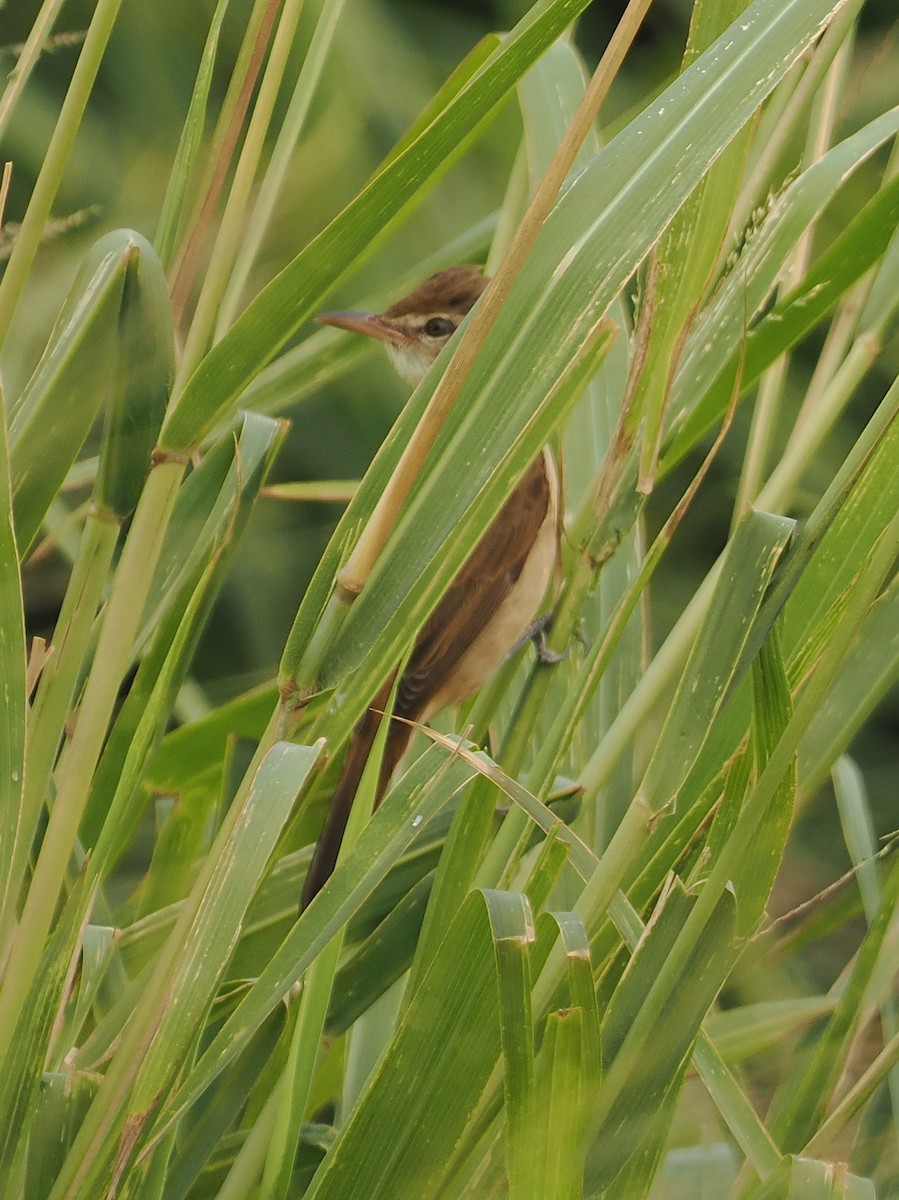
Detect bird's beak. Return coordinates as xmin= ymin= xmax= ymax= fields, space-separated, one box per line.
xmin=315 ymin=310 xmax=408 ymax=346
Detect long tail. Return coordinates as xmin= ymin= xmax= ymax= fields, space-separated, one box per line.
xmin=300 ymin=677 xmax=411 ymax=910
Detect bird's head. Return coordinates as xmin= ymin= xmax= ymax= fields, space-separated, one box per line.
xmin=315 ymin=265 xmax=488 ymax=388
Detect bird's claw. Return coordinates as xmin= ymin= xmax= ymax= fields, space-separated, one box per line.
xmin=522 ymin=612 xmax=568 ymax=665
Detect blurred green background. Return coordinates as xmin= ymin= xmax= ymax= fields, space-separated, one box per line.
xmin=3 ymin=0 xmax=897 ymax=978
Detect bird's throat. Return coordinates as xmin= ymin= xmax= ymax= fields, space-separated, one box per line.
xmin=383 ymin=340 xmax=435 ymax=388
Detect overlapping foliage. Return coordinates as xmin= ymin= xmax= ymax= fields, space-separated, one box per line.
xmin=1 ymin=0 xmax=897 ymax=1196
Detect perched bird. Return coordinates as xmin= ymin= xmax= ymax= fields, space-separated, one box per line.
xmin=302 ymin=265 xmax=560 ymax=908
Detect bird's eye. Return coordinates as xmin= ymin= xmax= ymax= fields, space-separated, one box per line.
xmin=423 ymin=316 xmax=456 ymax=338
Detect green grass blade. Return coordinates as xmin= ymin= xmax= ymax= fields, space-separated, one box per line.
xmin=693 ymin=1033 xmax=782 ymax=1179
xmin=9 ymin=231 xmax=134 ymax=555
xmin=492 ymin=891 xmax=537 ymax=1200
xmin=833 ymin=757 xmax=882 ymax=921
xmin=0 ymin=376 xmax=26 ymax=940
xmin=25 ymin=1070 xmax=97 ymax=1200
xmin=0 ymin=875 xmax=97 ymax=1189
xmin=327 ymin=874 xmax=433 ymax=1037
xmin=518 ymin=34 xmax=596 ymax=183
xmin=525 ymin=912 xmax=600 ymax=1198
xmin=531 ymin=1008 xmax=588 ymax=1200
xmin=833 ymin=757 xmax=899 ymax=1159
xmin=406 ymin=773 xmax=498 ymax=1000
xmin=144 ymin=680 xmax=279 ymax=799
xmin=139 ymin=411 xmax=287 ymax=650
xmin=95 ymin=233 xmax=175 ymax=520
xmin=736 ymin=620 xmax=795 ymax=936
xmin=11 ymin=517 xmax=119 ymax=943
xmin=799 ymin=576 xmax=899 ymax=796
xmin=705 ymin=998 xmax=835 ymax=1065
xmin=640 ymin=511 xmax=793 ymax=815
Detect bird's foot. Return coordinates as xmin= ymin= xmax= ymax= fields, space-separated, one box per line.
xmin=523 ymin=611 xmax=568 ymax=665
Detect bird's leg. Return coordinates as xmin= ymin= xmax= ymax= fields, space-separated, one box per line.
xmin=514 ymin=611 xmax=568 ymax=665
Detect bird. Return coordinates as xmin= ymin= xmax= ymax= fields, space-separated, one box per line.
xmin=301 ymin=264 xmax=560 ymax=909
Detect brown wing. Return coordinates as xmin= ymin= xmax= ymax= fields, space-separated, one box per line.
xmin=301 ymin=454 xmax=552 ymax=910
xmin=393 ymin=455 xmax=552 ymax=722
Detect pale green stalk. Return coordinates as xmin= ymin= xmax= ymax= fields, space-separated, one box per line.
xmin=0 ymin=0 xmax=125 ymax=346
xmin=217 ymin=1087 xmax=281 ymax=1200
xmin=343 ymin=977 xmax=406 ymax=1112
xmin=576 ymin=450 xmax=735 ymax=807
xmin=694 ymin=1034 xmax=782 ymax=1178
xmin=576 ymin=590 xmax=700 ymax=802
xmin=725 ymin=0 xmax=861 ymax=246
xmin=140 ymin=1125 xmax=177 ymax=1200
xmin=734 ymin=39 xmax=849 ymax=524
xmin=757 ymin=332 xmax=885 ymax=511
xmin=789 ymin=36 xmax=852 ymax=272
xmin=474 ymin=551 xmax=610 ymax=890
xmin=0 ymin=462 xmax=182 ymax=1065
xmin=733 ymin=358 xmax=787 ymax=527
xmin=485 ymin=143 xmax=530 ymax=273
xmin=177 ymin=0 xmax=309 ymax=385
xmin=791 ymin=138 xmax=899 ymax=438
xmin=788 ymin=160 xmax=899 ymax=450
xmin=0 ymin=0 xmax=67 ymax=139
xmin=792 ymin=275 xmax=871 ymax=435
xmin=0 ymin=511 xmax=119 ymax=950
xmin=169 ymin=0 xmax=277 ymax=315
xmin=218 ymin=0 xmax=350 ymax=332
